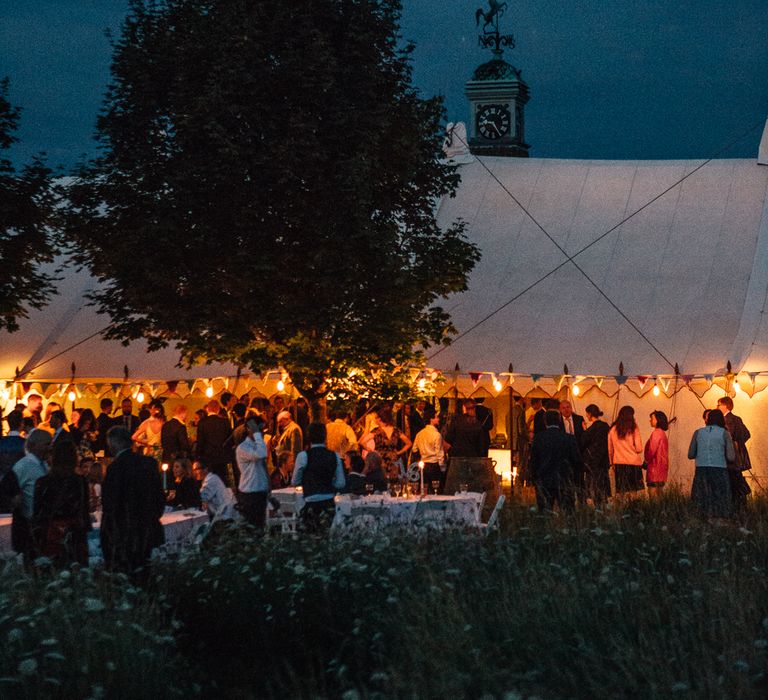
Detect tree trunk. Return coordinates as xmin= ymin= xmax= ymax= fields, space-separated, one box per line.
xmin=308 ymin=394 xmax=327 ymax=424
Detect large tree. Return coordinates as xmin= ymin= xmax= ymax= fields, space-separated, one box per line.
xmin=0 ymin=78 xmax=56 ymax=332
xmin=67 ymin=0 xmax=479 ymax=416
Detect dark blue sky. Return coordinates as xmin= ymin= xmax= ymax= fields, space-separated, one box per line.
xmin=2 ymin=0 xmax=767 ymax=169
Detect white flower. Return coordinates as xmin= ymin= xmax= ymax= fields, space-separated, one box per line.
xmin=17 ymin=658 xmax=38 ymax=675
xmin=293 ymin=563 xmax=306 ymax=576
xmin=678 ymin=558 xmax=692 ymax=567
xmin=7 ymin=628 xmax=23 ymax=643
xmin=83 ymin=598 xmax=106 ymax=612
xmin=209 ymin=556 xmax=221 ymax=566
xmin=667 ymin=575 xmax=675 ymax=584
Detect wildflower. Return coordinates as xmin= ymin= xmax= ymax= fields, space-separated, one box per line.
xmin=667 ymin=575 xmax=675 ymax=585
xmin=106 ymin=661 xmax=116 ymax=671
xmin=7 ymin=628 xmax=23 ymax=643
xmin=83 ymin=598 xmax=106 ymax=613
xmin=629 ymin=581 xmax=640 ymax=592
xmin=678 ymin=558 xmax=692 ymax=567
xmin=17 ymin=658 xmax=38 ymax=676
xmin=293 ymin=563 xmax=306 ymax=576
xmin=40 ymin=638 xmax=58 ymax=646
xmin=209 ymin=556 xmax=221 ymax=566
xmin=671 ymin=682 xmax=689 ymax=692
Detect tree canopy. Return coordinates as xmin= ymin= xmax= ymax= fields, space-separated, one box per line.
xmin=67 ymin=0 xmax=480 ymax=409
xmin=0 ymin=78 xmax=56 ymax=333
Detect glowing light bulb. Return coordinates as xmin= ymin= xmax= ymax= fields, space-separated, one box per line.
xmin=161 ymin=463 xmax=169 ymax=472
xmin=418 ymin=377 xmax=426 ymax=391
xmin=493 ymin=379 xmax=502 ymax=392
xmin=205 ymin=385 xmax=214 ymax=398
xmin=418 ymin=461 xmax=425 ymax=470
xmin=67 ymin=390 xmax=77 ymax=403
xmin=572 ymin=385 xmax=580 ymax=397
xmin=652 ymin=385 xmax=661 ymax=397
xmin=276 ymin=379 xmax=285 ymax=392
xmin=136 ymin=391 xmax=145 ymax=403
xmin=733 ymin=379 xmax=742 ymax=394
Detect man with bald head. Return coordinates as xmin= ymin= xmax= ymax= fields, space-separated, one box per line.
xmin=275 ymin=410 xmax=303 ymax=459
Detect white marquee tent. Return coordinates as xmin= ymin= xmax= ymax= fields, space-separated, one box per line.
xmin=430 ymin=122 xmax=768 ymax=489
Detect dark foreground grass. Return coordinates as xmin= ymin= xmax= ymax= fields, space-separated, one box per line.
xmin=1 ymin=491 xmax=767 ymax=699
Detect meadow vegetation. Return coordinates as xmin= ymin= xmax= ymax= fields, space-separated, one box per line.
xmin=2 ymin=490 xmax=767 ymax=699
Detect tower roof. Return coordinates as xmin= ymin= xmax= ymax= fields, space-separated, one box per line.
xmin=471 ymin=59 xmax=522 ymax=82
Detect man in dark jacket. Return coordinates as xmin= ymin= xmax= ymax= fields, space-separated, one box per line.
xmin=530 ymin=410 xmax=582 ymax=512
xmin=102 ymin=426 xmax=165 ymax=579
xmin=195 ymin=400 xmax=232 ymax=485
xmin=443 ymin=399 xmax=489 ymax=458
xmin=161 ymin=404 xmax=191 ymax=464
xmin=717 ymin=396 xmax=752 ymax=512
xmin=95 ymin=398 xmax=114 ymax=456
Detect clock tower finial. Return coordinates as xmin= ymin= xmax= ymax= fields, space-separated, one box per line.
xmin=466 ymin=2 xmax=530 ymax=157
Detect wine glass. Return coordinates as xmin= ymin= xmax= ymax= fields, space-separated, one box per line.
xmin=365 ymin=483 xmax=374 ymax=497
xmin=393 ymin=482 xmax=403 ymax=498
xmin=431 ymin=480 xmax=441 ymax=495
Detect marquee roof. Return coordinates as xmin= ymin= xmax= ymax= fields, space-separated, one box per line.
xmin=431 ymin=155 xmax=768 ymax=377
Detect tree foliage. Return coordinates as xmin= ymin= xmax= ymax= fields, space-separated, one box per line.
xmin=67 ymin=0 xmax=480 ymax=407
xmin=0 ymin=78 xmax=57 ymax=332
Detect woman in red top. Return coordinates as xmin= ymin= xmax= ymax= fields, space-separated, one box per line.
xmin=644 ymin=411 xmax=670 ymax=498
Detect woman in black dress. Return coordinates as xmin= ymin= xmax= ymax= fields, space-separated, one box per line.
xmin=32 ymin=440 xmax=91 ymax=566
xmin=580 ymin=404 xmax=611 ymax=505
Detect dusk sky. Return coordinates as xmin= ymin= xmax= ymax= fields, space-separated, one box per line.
xmin=2 ymin=0 xmax=767 ymax=169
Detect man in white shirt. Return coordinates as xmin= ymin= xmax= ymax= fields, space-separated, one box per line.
xmin=12 ymin=428 xmax=52 ymax=561
xmin=412 ymin=407 xmax=445 ymax=493
xmin=235 ymin=414 xmax=269 ymax=529
xmin=292 ymin=422 xmax=345 ymax=533
xmin=195 ymin=461 xmax=239 ymax=523
xmin=325 ymin=410 xmax=358 ymax=458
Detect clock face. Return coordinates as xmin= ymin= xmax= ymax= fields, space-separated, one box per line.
xmin=476 ymin=104 xmax=511 ymax=140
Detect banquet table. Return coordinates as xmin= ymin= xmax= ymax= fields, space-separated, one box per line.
xmin=332 ymin=492 xmax=484 ymax=531
xmin=0 ymin=509 xmax=208 ymax=560
xmin=270 ymin=487 xmax=305 ymax=515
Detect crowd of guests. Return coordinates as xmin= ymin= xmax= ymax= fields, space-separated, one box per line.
xmin=0 ymin=389 xmax=756 ymax=573
xmin=520 ymin=395 xmax=753 ymax=518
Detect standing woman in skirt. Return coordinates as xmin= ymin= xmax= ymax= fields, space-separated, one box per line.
xmin=608 ymin=406 xmax=645 ymax=500
xmin=688 ymin=409 xmax=735 ymax=518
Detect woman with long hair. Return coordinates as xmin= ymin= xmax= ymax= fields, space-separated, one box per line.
xmin=608 ymin=405 xmax=644 ymax=499
xmin=359 ymin=405 xmax=412 ymax=481
xmin=688 ymin=409 xmax=735 ymax=518
xmin=644 ymin=410 xmax=670 ymax=498
xmin=132 ymin=400 xmax=165 ymax=458
xmin=580 ymin=404 xmax=611 ymax=504
xmin=32 ymin=440 xmax=91 ymax=566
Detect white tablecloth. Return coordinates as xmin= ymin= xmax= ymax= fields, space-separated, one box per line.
xmin=332 ymin=493 xmax=483 ymax=531
xmin=270 ymin=487 xmax=305 ymax=515
xmin=0 ymin=509 xmax=208 ymax=559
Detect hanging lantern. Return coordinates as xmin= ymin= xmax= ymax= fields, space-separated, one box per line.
xmin=276 ymin=378 xmax=285 ymax=392
xmin=493 ymin=378 xmax=502 ymax=393
xmin=205 ymin=385 xmax=214 ymax=398
xmin=67 ymin=389 xmax=77 ymax=403
xmin=652 ymin=384 xmax=661 ymax=397
xmin=572 ymin=384 xmax=580 ymax=397
xmin=136 ymin=390 xmax=146 ymax=403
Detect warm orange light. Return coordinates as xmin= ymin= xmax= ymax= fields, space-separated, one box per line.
xmin=205 ymin=385 xmax=214 ymax=398
xmin=572 ymin=385 xmax=580 ymax=397
xmin=161 ymin=463 xmax=169 ymax=472
xmin=652 ymin=385 xmax=661 ymax=397
xmin=67 ymin=390 xmax=77 ymax=402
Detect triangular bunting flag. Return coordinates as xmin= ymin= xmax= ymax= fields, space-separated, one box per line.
xmin=659 ymin=377 xmax=672 ymax=392
xmin=166 ymin=380 xmax=179 ymax=395
xmin=554 ymin=374 xmax=565 ymax=391
xmin=636 ymin=375 xmax=649 ymax=391
xmin=531 ymin=374 xmax=542 ymax=385
xmin=682 ymin=375 xmax=694 ymax=385
xmin=594 ymin=376 xmax=604 ymax=389
xmin=614 ymin=375 xmax=627 ymax=385
xmin=21 ymin=382 xmax=31 ymax=394
xmin=469 ymin=372 xmax=481 ymax=387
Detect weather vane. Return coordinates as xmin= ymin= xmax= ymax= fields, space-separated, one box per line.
xmin=475 ymin=1 xmax=515 ymax=57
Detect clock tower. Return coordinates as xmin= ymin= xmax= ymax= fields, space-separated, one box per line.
xmin=466 ymin=2 xmax=530 ymax=157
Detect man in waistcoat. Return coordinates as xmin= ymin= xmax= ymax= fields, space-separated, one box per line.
xmin=291 ymin=422 xmax=345 ymax=534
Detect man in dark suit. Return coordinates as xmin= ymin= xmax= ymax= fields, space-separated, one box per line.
xmin=717 ymin=396 xmax=752 ymax=512
xmin=443 ymin=399 xmax=489 ymax=459
xmin=530 ymin=410 xmax=582 ymax=512
xmin=195 ymin=400 xmax=232 ymax=485
xmin=101 ymin=426 xmax=165 ymax=578
xmin=161 ymin=404 xmax=191 ymax=464
xmin=474 ymin=398 xmax=494 ymax=441
xmin=95 ymin=398 xmax=114 ymax=456
xmin=531 ymin=398 xmax=549 ymax=435
xmin=115 ymin=398 xmax=140 ymax=436
xmin=558 ymin=400 xmax=586 ymax=502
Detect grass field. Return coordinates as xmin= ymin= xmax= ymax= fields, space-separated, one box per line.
xmin=2 ymin=490 xmax=767 ymax=699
